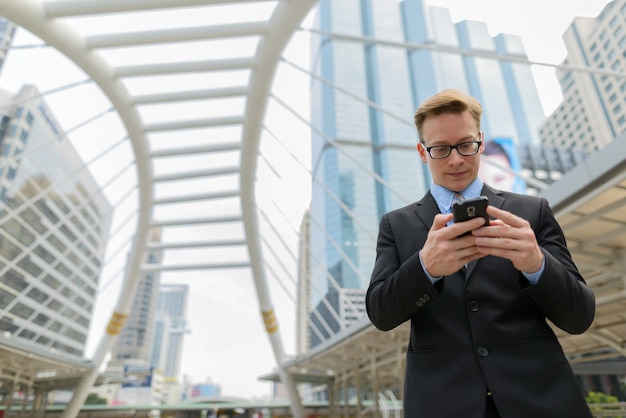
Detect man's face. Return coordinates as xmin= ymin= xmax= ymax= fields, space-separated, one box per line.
xmin=417 ymin=110 xmax=483 ymax=192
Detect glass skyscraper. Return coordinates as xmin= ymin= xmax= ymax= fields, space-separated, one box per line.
xmin=109 ymin=227 xmax=163 ymax=365
xmin=307 ymin=0 xmax=545 ymax=348
xmin=540 ymin=0 xmax=626 ymax=153
xmin=0 ymin=84 xmax=112 ymax=356
xmin=150 ymin=283 xmax=189 ymax=380
xmin=0 ymin=19 xmax=16 ymax=75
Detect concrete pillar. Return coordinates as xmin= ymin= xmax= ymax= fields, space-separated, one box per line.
xmin=342 ymin=374 xmax=348 ymax=418
xmin=329 ymin=379 xmax=339 ymax=418
xmin=354 ymin=370 xmax=363 ymax=417
xmin=397 ymin=347 xmax=405 ymax=416
xmin=19 ymin=384 xmax=29 ymax=414
xmin=371 ymin=361 xmax=381 ymax=418
xmin=5 ymin=382 xmax=15 ymax=418
xmin=31 ymin=388 xmax=46 ymax=418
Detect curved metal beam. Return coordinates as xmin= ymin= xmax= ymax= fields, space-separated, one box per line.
xmin=45 ymin=0 xmax=258 ymax=17
xmin=0 ymin=1 xmax=154 ymax=416
xmin=584 ymin=331 xmax=626 ymax=358
xmin=239 ymin=2 xmax=317 ymax=417
xmin=3 ymin=1 xmax=320 ymax=416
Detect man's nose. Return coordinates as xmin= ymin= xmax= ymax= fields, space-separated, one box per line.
xmin=448 ymin=148 xmax=466 ymax=162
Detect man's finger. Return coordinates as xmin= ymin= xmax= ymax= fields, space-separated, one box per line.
xmin=486 ymin=205 xmax=526 ymax=227
xmin=453 ymin=217 xmax=489 ymax=236
xmin=432 ymin=213 xmax=453 ymax=230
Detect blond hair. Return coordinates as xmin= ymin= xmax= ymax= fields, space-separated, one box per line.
xmin=414 ymin=89 xmax=482 ymax=142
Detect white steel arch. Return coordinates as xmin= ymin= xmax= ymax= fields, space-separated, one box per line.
xmin=0 ymin=1 xmax=316 ymax=417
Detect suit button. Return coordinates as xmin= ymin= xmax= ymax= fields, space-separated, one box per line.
xmin=423 ymin=294 xmax=430 ymax=301
xmin=418 ymin=297 xmax=427 ymax=304
xmin=469 ymin=301 xmax=479 ymax=312
xmin=416 ymin=301 xmax=423 ymax=307
xmin=477 ymin=346 xmax=489 ymax=357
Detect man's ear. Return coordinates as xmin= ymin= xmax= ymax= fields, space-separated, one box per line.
xmin=417 ymin=142 xmax=428 ymax=163
xmin=478 ymin=131 xmax=485 ymax=156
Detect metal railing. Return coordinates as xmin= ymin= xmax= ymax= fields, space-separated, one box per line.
xmin=590 ymin=403 xmax=626 ymax=417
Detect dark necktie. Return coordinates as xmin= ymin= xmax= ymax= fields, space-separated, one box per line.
xmin=453 ymin=192 xmax=468 ymax=272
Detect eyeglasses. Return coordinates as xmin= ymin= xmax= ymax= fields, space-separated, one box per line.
xmin=424 ymin=140 xmax=482 ymax=159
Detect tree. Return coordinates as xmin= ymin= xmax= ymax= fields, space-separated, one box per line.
xmin=586 ymin=391 xmax=620 ymax=418
xmin=84 ymin=393 xmax=107 ymax=405
xmin=586 ymin=391 xmax=619 ymax=404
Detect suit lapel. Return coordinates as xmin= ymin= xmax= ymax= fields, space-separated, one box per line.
xmin=481 ymin=184 xmax=505 ymax=209
xmin=414 ymin=192 xmax=440 ymax=229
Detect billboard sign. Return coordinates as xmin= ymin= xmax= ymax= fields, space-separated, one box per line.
xmin=122 ymin=365 xmax=153 ymax=388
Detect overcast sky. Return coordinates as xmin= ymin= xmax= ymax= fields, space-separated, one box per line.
xmin=0 ymin=0 xmax=613 ymax=401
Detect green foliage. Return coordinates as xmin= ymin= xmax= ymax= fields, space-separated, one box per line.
xmin=586 ymin=391 xmax=619 ymax=404
xmin=85 ymin=393 xmax=107 ymax=405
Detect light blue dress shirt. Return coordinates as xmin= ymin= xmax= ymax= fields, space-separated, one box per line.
xmin=419 ymin=179 xmax=544 ymax=284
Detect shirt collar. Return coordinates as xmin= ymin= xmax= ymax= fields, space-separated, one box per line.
xmin=431 ymin=178 xmax=484 ymax=213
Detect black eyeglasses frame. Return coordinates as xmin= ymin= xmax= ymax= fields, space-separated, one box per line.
xmin=423 ymin=134 xmax=483 ymax=160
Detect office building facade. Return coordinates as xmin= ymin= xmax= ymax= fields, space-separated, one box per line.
xmin=296 ymin=212 xmax=312 ymax=355
xmin=109 ymin=227 xmax=163 ymax=365
xmin=0 ymin=19 xmax=17 ymax=75
xmin=307 ymin=0 xmax=545 ymax=348
xmin=150 ymin=283 xmax=189 ymax=380
xmin=0 ymin=84 xmax=112 ymax=356
xmin=516 ymin=144 xmax=587 ymax=195
xmin=540 ymin=0 xmax=626 ymax=153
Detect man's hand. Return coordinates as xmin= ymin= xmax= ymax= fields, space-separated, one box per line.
xmin=472 ymin=206 xmax=544 ymax=274
xmin=420 ymin=213 xmax=486 ymax=277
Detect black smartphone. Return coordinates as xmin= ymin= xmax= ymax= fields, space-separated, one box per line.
xmin=452 ymin=196 xmax=489 ymax=235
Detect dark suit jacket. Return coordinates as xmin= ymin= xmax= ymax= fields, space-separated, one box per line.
xmin=366 ymin=185 xmax=595 ymax=418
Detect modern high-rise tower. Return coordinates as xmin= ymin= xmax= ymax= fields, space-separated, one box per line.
xmin=296 ymin=212 xmax=312 ymax=355
xmin=150 ymin=283 xmax=189 ymax=380
xmin=109 ymin=227 xmax=163 ymax=365
xmin=0 ymin=19 xmax=17 ymax=75
xmin=540 ymin=0 xmax=626 ymax=153
xmin=306 ymin=0 xmax=545 ymax=348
